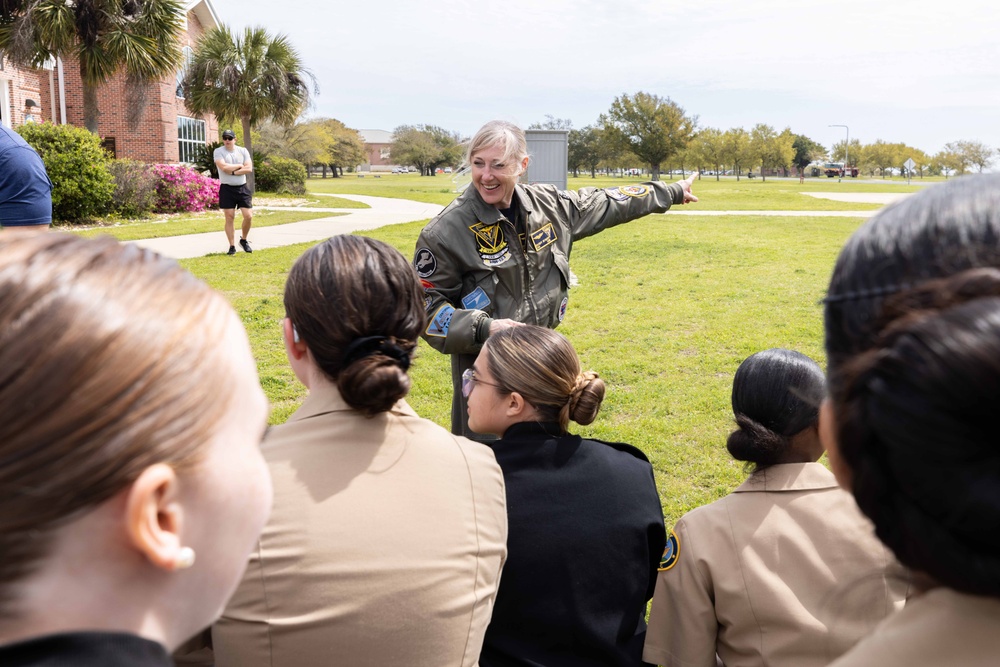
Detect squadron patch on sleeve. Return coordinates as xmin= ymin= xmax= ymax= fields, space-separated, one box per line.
xmin=420 ymin=279 xmax=435 ymax=290
xmin=468 ymin=221 xmax=512 ymax=267
xmin=558 ymin=296 xmax=568 ymax=322
xmin=529 ymin=223 xmax=557 ymax=252
xmin=461 ymin=286 xmax=491 ymax=311
xmin=658 ymin=530 xmax=680 ymax=571
xmin=425 ymin=304 xmax=454 ymax=337
xmin=604 ymin=187 xmax=629 ymax=202
xmin=414 ymin=248 xmax=437 ymax=278
xmin=619 ymin=185 xmax=649 ymax=198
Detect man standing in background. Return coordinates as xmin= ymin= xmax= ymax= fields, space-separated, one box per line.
xmin=0 ymin=124 xmax=52 ymax=230
xmin=214 ymin=129 xmax=254 ymax=255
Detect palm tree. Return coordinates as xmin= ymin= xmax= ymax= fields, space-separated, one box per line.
xmin=182 ymin=25 xmax=314 ymax=191
xmin=0 ymin=0 xmax=185 ymax=133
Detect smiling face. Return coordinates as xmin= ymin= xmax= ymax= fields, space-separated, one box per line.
xmin=466 ymin=348 xmax=511 ymax=436
xmin=471 ymin=143 xmax=527 ymax=210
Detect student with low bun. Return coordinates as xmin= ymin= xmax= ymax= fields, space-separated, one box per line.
xmin=822 ymin=175 xmax=1000 ymax=666
xmin=643 ymin=349 xmax=905 ymax=667
xmin=0 ymin=234 xmax=272 ymax=666
xmin=208 ymin=235 xmax=508 ymax=667
xmin=465 ymin=325 xmax=665 ymax=667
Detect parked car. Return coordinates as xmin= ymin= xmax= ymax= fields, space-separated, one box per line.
xmin=444 ymin=167 xmax=453 ymax=173
xmin=392 ymin=167 xmax=407 ymax=173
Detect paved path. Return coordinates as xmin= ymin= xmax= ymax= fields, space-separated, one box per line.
xmin=129 ymin=192 xmax=893 ymax=260
xmin=801 ymin=192 xmax=911 ymax=204
xmin=130 ymin=194 xmax=444 ymax=260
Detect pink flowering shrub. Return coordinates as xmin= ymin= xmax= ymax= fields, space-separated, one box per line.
xmin=151 ymin=164 xmax=220 ymax=213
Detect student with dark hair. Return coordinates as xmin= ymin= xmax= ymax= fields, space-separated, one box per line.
xmin=0 ymin=234 xmax=272 ymax=666
xmin=821 ymin=175 xmax=1000 ymax=666
xmin=207 ymin=235 xmax=508 ymax=667
xmin=466 ymin=325 xmax=665 ymax=667
xmin=643 ymin=349 xmax=904 ymax=667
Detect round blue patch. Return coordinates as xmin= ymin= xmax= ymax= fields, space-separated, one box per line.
xmin=658 ymin=530 xmax=680 ymax=571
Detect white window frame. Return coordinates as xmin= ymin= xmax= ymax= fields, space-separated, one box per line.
xmin=177 ymin=115 xmax=206 ymax=164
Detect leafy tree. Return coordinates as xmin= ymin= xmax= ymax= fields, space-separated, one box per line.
xmin=864 ymin=139 xmax=900 ymax=179
xmin=933 ymin=147 xmax=963 ymax=178
xmin=529 ymin=115 xmax=573 ymax=130
xmin=256 ymin=119 xmax=330 ymax=168
xmin=792 ymin=134 xmax=826 ymax=176
xmin=722 ymin=127 xmax=751 ymax=180
xmin=689 ymin=128 xmax=726 ymax=180
xmin=748 ymin=124 xmax=793 ymax=182
xmin=568 ymin=125 xmax=612 ymax=178
xmin=600 ymin=91 xmax=696 ymax=180
xmin=390 ymin=124 xmax=462 ymax=176
xmin=315 ymin=118 xmax=366 ymax=177
xmin=0 ymin=0 xmax=185 ymax=133
xmin=830 ymin=138 xmax=863 ymax=166
xmin=183 ymin=25 xmax=314 ymax=190
xmin=952 ymin=140 xmax=996 ymax=173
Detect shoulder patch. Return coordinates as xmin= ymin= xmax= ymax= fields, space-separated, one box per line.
xmin=619 ymin=185 xmax=649 ymax=198
xmin=425 ymin=304 xmax=454 ymax=337
xmin=558 ymin=296 xmax=568 ymax=322
xmin=420 ymin=278 xmax=435 ymax=290
xmin=658 ymin=530 xmax=680 ymax=571
xmin=604 ymin=187 xmax=629 ymax=202
xmin=414 ymin=248 xmax=437 ymax=278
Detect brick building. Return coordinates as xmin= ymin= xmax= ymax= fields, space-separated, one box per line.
xmin=0 ymin=0 xmax=219 ymax=163
xmin=357 ymin=129 xmax=395 ymax=172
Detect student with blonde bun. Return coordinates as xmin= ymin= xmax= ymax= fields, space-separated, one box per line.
xmin=466 ymin=324 xmax=665 ymax=667
xmin=822 ymin=175 xmax=1000 ymax=666
xmin=643 ymin=349 xmax=905 ymax=667
xmin=0 ymin=234 xmax=272 ymax=666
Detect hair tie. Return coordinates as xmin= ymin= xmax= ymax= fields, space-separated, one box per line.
xmin=823 ymin=283 xmax=912 ymax=305
xmin=341 ymin=335 xmax=411 ymax=371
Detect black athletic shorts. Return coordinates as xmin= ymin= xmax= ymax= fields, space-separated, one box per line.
xmin=219 ymin=183 xmax=253 ymax=209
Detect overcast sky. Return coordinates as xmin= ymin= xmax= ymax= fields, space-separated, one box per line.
xmin=207 ymin=0 xmax=999 ymax=158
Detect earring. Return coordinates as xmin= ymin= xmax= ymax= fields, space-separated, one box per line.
xmin=293 ymin=326 xmax=301 ymax=344
xmin=174 ymin=546 xmax=196 ymax=570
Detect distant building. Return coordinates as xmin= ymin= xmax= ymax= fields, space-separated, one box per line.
xmin=0 ymin=0 xmax=220 ymax=163
xmin=357 ymin=128 xmax=394 ymax=171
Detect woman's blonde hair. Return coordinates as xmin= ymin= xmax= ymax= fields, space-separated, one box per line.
xmin=0 ymin=234 xmax=239 ymax=614
xmin=464 ymin=120 xmax=529 ymax=172
xmin=483 ymin=325 xmax=604 ymax=433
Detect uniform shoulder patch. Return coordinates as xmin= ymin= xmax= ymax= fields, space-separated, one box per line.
xmin=414 ymin=248 xmax=437 ymax=278
xmin=658 ymin=530 xmax=680 ymax=571
xmin=461 ymin=286 xmax=491 ymax=311
xmin=619 ymin=185 xmax=649 ymax=198
xmin=604 ymin=187 xmax=629 ymax=202
xmin=425 ymin=304 xmax=454 ymax=337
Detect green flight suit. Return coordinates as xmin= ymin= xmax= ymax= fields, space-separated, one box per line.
xmin=414 ymin=179 xmax=686 ymax=438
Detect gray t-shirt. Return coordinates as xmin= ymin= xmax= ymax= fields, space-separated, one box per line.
xmin=214 ymin=145 xmax=252 ymax=186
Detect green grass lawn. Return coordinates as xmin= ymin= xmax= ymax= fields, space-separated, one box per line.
xmin=181 ymin=210 xmax=866 ymax=526
xmin=60 ymin=209 xmax=343 ymax=242
xmin=307 ymin=172 xmax=927 ymax=212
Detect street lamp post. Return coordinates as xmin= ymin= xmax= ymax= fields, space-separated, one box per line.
xmin=829 ymin=124 xmax=849 ymax=182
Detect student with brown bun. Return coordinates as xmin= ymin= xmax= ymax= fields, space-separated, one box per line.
xmin=208 ymin=235 xmax=508 ymax=667
xmin=466 ymin=324 xmax=665 ymax=667
xmin=0 ymin=234 xmax=273 ymax=667
xmin=643 ymin=349 xmax=904 ymax=667
xmin=822 ymin=175 xmax=1000 ymax=666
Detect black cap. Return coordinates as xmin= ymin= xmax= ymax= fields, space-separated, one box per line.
xmin=222 ymin=129 xmax=236 ymax=139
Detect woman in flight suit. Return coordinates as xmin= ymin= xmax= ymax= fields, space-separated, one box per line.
xmin=822 ymin=175 xmax=1000 ymax=666
xmin=643 ymin=349 xmax=906 ymax=667
xmin=413 ymin=119 xmax=698 ymax=439
xmin=466 ymin=324 xmax=665 ymax=667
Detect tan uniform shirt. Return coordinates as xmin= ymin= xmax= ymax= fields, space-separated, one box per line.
xmin=210 ymin=382 xmax=508 ymax=667
xmin=829 ymin=587 xmax=1000 ymax=667
xmin=643 ymin=463 xmax=906 ymax=667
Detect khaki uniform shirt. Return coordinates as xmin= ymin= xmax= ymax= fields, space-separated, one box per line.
xmin=643 ymin=463 xmax=906 ymax=667
xmin=414 ymin=180 xmax=685 ymax=355
xmin=829 ymin=587 xmax=1000 ymax=667
xmin=210 ymin=382 xmax=508 ymax=667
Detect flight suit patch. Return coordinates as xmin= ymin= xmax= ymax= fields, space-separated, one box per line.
xmin=530 ymin=223 xmax=557 ymax=252
xmin=414 ymin=248 xmax=437 ymax=277
xmin=558 ymin=296 xmax=568 ymax=322
xmin=425 ymin=304 xmax=454 ymax=337
xmin=658 ymin=530 xmax=680 ymax=571
xmin=468 ymin=221 xmax=512 ymax=267
xmin=461 ymin=286 xmax=491 ymax=311
xmin=619 ymin=185 xmax=649 ymax=198
xmin=420 ymin=279 xmax=435 ymax=290
xmin=604 ymin=187 xmax=629 ymax=202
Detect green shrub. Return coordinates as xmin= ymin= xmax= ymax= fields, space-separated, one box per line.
xmin=108 ymin=160 xmax=158 ymax=218
xmin=255 ymin=156 xmax=306 ymax=194
xmin=17 ymin=123 xmax=114 ymax=222
xmin=193 ymin=141 xmax=222 ymax=179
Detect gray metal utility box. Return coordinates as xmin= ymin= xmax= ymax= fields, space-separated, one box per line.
xmin=522 ymin=129 xmax=568 ymax=190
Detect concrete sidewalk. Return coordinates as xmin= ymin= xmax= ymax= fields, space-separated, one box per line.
xmin=129 ymin=194 xmax=444 ymax=260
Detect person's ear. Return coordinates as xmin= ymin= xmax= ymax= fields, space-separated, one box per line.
xmin=283 ymin=318 xmax=306 ymax=361
xmin=506 ymin=391 xmax=528 ymax=418
xmin=819 ymin=399 xmax=853 ymax=489
xmin=124 ymin=463 xmax=191 ymax=572
xmin=519 ymin=156 xmax=530 ymax=175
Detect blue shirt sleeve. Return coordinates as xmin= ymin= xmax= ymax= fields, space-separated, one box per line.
xmin=0 ymin=145 xmax=54 ymax=227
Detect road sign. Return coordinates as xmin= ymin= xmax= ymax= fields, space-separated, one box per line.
xmin=904 ymin=158 xmax=916 ymax=184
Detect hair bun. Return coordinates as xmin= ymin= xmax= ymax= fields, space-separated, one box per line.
xmin=726 ymin=413 xmax=785 ymax=466
xmin=567 ymin=371 xmax=605 ymax=426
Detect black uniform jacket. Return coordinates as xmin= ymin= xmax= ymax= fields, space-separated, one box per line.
xmin=481 ymin=422 xmax=667 ymax=667
xmin=0 ymin=631 xmax=171 ymax=667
